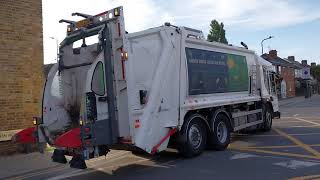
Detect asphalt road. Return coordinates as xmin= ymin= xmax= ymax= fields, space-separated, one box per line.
xmin=6 ymin=95 xmax=320 ymax=180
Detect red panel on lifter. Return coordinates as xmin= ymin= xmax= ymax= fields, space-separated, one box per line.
xmin=151 ymin=128 xmax=177 ymax=155
xmin=54 ymin=127 xmax=81 ymax=148
xmin=12 ymin=127 xmax=36 ymax=144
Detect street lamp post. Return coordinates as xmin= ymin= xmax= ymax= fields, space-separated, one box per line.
xmin=49 ymin=37 xmax=59 ymax=63
xmin=261 ymin=36 xmax=274 ymax=54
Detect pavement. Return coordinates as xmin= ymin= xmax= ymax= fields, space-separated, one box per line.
xmin=1 ymin=95 xmax=320 ymax=180
xmin=279 ymin=96 xmax=307 ymax=106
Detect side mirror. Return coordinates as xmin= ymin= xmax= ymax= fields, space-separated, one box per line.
xmin=81 ymin=38 xmax=87 ymax=47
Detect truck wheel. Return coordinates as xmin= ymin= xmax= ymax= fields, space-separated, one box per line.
xmin=178 ymin=114 xmax=207 ymax=158
xmin=208 ymin=113 xmax=231 ymax=151
xmin=262 ymin=105 xmax=273 ymax=132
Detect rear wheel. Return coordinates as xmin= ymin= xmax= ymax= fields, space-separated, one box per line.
xmin=208 ymin=113 xmax=231 ymax=151
xmin=178 ymin=114 xmax=207 ymax=158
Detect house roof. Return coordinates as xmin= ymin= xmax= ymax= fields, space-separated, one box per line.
xmin=292 ymin=61 xmax=304 ymax=69
xmin=261 ymin=54 xmax=294 ymax=68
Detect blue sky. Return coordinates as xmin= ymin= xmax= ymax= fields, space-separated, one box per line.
xmin=43 ymin=0 xmax=320 ymax=64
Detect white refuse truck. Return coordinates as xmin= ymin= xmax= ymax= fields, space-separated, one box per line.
xmin=14 ymin=6 xmax=280 ymax=168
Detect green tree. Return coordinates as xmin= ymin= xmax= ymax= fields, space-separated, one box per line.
xmin=207 ymin=20 xmax=228 ymax=44
xmin=311 ymin=65 xmax=320 ymax=81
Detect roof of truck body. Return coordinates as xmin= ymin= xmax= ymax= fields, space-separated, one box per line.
xmin=127 ymin=25 xmax=256 ymax=55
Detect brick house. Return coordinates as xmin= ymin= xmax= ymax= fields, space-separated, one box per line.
xmin=287 ymin=56 xmax=308 ymax=96
xmin=261 ymin=50 xmax=295 ymax=98
xmin=0 ymin=1 xmax=43 ymax=154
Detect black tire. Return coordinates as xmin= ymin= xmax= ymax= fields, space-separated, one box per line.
xmin=51 ymin=149 xmax=67 ymax=164
xmin=262 ymin=105 xmax=273 ymax=132
xmin=178 ymin=114 xmax=207 ymax=158
xmin=208 ymin=113 xmax=231 ymax=151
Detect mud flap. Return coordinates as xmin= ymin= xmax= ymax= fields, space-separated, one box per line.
xmin=69 ymin=154 xmax=87 ymax=169
xmin=51 ymin=149 xmax=67 ymax=164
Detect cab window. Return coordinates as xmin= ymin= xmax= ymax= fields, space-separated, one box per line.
xmin=91 ymin=62 xmax=105 ymax=96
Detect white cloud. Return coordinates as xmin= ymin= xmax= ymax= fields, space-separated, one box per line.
xmin=42 ymin=0 xmax=174 ymax=64
xmin=154 ymin=0 xmax=320 ymax=30
xmin=42 ymin=0 xmax=320 ymax=64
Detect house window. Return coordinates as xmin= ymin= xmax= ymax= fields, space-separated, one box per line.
xmin=278 ymin=66 xmax=281 ymax=74
xmin=291 ymin=68 xmax=295 ymax=76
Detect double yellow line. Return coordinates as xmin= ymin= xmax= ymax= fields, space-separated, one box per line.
xmin=230 ymin=117 xmax=320 ymax=160
xmin=273 ymin=128 xmax=320 ymax=158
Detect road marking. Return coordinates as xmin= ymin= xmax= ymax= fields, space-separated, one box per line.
xmin=48 ymin=158 xmax=150 ymax=180
xmin=46 ymin=155 xmax=130 ymax=180
xmin=273 ymin=128 xmax=320 ymax=158
xmin=134 ymin=158 xmax=180 ymax=173
xmin=233 ymin=132 xmax=320 ymax=138
xmin=244 ymin=144 xmax=320 ymax=149
xmin=288 ymin=174 xmax=320 ymax=180
xmin=291 ymin=125 xmax=320 ymax=128
xmin=274 ymin=160 xmax=320 ymax=169
xmin=230 ymin=153 xmax=258 ymax=160
xmin=7 ymin=151 xmax=131 ymax=180
xmin=274 ymin=121 xmax=305 ymax=123
xmin=229 ymin=147 xmax=320 ymax=160
xmin=47 ymin=153 xmax=154 ymax=180
xmin=46 ymin=169 xmax=85 ymax=180
xmin=247 ymin=145 xmax=299 ymax=149
xmin=7 ymin=165 xmax=68 ymax=180
xmin=282 ymin=117 xmax=320 ymax=120
xmin=294 ymin=117 xmax=320 ymax=126
xmin=2 ymin=164 xmax=65 ymax=180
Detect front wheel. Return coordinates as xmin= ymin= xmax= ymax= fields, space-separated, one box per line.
xmin=178 ymin=114 xmax=207 ymax=158
xmin=262 ymin=105 xmax=273 ymax=132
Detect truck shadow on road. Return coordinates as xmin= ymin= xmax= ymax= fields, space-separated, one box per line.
xmin=67 ymin=150 xmax=182 ymax=179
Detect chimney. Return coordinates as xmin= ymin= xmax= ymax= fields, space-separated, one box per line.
xmin=311 ymin=62 xmax=316 ymax=67
xmin=288 ymin=56 xmax=295 ymax=62
xmin=301 ymin=60 xmax=308 ymax=66
xmin=269 ymin=50 xmax=277 ymax=60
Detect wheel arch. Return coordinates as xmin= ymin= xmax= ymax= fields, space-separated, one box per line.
xmin=264 ymin=101 xmax=274 ymax=117
xmin=266 ymin=101 xmax=273 ymax=111
xmin=182 ymin=108 xmax=233 ymax=134
xmin=210 ymin=108 xmax=233 ymax=132
xmin=181 ymin=112 xmax=210 ymax=134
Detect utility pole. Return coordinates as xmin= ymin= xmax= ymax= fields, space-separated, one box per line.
xmin=261 ymin=36 xmax=274 ymax=54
